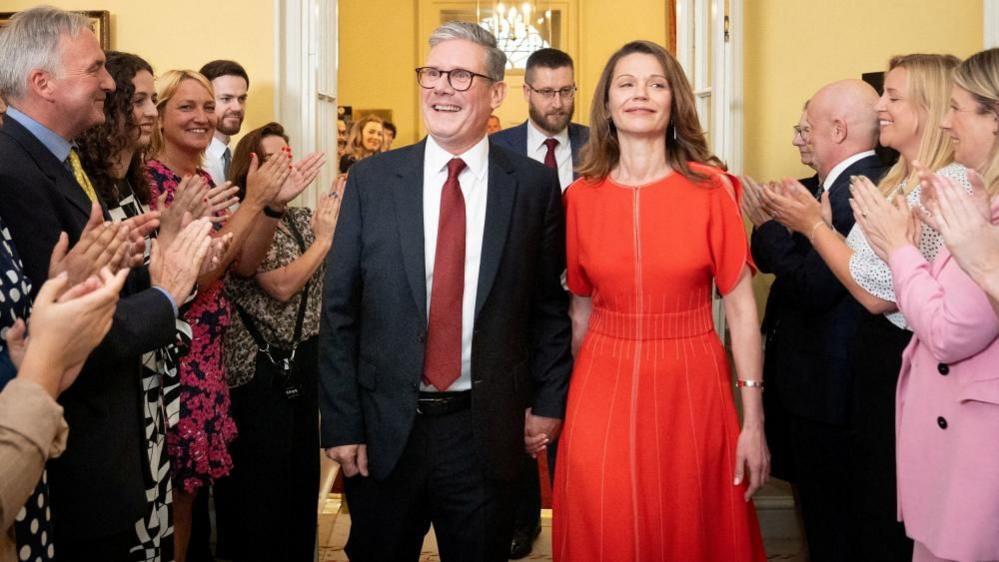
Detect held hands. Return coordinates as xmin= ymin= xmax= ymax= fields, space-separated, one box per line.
xmin=311 ymin=175 xmax=346 ymax=242
xmin=849 ymin=175 xmax=918 ymax=262
xmin=326 ymin=444 xmax=369 ymax=478
xmin=524 ymin=407 xmax=562 ymax=458
xmin=734 ymin=422 xmax=770 ymax=502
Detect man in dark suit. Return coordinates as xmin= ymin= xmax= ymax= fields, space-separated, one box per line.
xmin=490 ymin=47 xmax=587 ymax=559
xmin=320 ymin=21 xmax=572 ymax=562
xmin=0 ymin=8 xmax=189 ymax=560
xmin=746 ymin=80 xmax=885 ymax=562
xmin=491 ymin=48 xmax=588 ymax=193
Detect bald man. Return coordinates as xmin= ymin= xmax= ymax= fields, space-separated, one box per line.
xmin=749 ymin=79 xmax=885 ymax=562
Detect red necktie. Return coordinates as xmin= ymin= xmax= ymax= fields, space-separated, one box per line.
xmin=422 ymin=158 xmax=467 ymax=391
xmin=543 ymin=138 xmax=559 ymax=169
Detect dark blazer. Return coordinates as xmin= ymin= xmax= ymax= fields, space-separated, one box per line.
xmin=0 ymin=116 xmax=176 ymax=540
xmin=319 ymin=139 xmax=573 ymax=482
xmin=751 ymin=155 xmax=887 ymax=425
xmin=490 ymin=121 xmax=589 ymax=179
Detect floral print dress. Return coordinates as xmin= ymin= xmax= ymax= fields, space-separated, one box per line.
xmin=147 ymin=159 xmax=237 ymax=494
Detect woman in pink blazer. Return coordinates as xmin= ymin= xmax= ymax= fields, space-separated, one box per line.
xmin=851 ymin=47 xmax=999 ymax=562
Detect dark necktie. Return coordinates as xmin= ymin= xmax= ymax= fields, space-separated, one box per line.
xmin=422 ymin=158 xmax=467 ymax=391
xmin=222 ymin=146 xmax=232 ymax=181
xmin=543 ymin=138 xmax=559 ymax=169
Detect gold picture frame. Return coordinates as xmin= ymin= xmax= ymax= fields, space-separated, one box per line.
xmin=0 ymin=10 xmax=111 ymax=50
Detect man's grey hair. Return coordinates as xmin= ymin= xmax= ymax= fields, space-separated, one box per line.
xmin=0 ymin=6 xmax=92 ymax=100
xmin=429 ymin=21 xmax=507 ymax=82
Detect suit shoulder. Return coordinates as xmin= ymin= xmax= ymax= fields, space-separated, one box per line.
xmin=489 ymin=124 xmax=525 ymax=150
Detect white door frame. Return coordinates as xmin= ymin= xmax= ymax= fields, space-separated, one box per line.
xmin=986 ymin=0 xmax=999 ymax=48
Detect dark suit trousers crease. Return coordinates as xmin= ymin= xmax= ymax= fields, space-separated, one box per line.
xmin=849 ymin=314 xmax=913 ymax=562
xmin=344 ymin=408 xmax=516 ymax=562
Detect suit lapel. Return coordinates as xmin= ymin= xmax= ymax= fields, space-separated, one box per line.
xmin=1 ymin=118 xmax=94 ymax=219
xmin=392 ymin=141 xmax=430 ymax=321
xmin=475 ymin=143 xmax=518 ymax=319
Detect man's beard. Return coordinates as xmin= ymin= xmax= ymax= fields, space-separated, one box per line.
xmin=217 ymin=114 xmax=243 ymax=136
xmin=529 ymin=103 xmax=572 ymax=136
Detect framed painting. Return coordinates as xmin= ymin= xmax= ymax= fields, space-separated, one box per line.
xmin=0 ymin=10 xmax=111 ymax=50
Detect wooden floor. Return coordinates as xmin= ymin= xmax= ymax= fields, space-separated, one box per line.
xmin=315 ymin=488 xmax=808 ymax=561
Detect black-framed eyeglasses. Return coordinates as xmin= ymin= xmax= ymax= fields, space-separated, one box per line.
xmin=792 ymin=125 xmax=812 ymax=139
xmin=415 ymin=67 xmax=495 ymax=92
xmin=526 ymin=84 xmax=577 ymax=100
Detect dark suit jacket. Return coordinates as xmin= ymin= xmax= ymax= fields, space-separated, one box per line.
xmin=319 ymin=139 xmax=573 ymax=482
xmin=490 ymin=121 xmax=589 ymax=180
xmin=0 ymin=116 xmax=176 ymax=540
xmin=751 ymin=155 xmax=887 ymax=426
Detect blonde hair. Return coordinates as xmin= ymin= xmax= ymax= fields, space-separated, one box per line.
xmin=149 ymin=70 xmax=215 ymax=159
xmin=345 ymin=114 xmax=384 ymax=160
xmin=577 ymin=40 xmax=722 ymax=182
xmin=878 ymin=54 xmax=960 ymax=195
xmin=954 ymin=48 xmax=999 ymax=196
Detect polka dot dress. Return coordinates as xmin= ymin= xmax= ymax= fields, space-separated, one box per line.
xmin=0 ymin=220 xmax=53 ymax=561
xmin=846 ymin=163 xmax=972 ymax=329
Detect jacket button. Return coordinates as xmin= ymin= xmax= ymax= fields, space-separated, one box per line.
xmin=937 ymin=363 xmax=949 ymax=375
xmin=937 ymin=416 xmax=948 ymax=430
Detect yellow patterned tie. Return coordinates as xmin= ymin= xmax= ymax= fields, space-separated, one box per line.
xmin=67 ymin=148 xmax=98 ymax=203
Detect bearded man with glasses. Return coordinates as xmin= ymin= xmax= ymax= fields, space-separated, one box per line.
xmin=493 ymin=49 xmax=589 ymax=194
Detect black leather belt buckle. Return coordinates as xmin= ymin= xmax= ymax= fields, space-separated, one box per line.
xmin=416 ymin=391 xmax=471 ymax=416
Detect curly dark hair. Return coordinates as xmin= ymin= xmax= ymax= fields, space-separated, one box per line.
xmin=77 ymin=51 xmax=154 ymax=205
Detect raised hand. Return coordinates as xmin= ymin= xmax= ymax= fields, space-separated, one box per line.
xmin=850 ymin=175 xmax=914 ymax=261
xmin=312 ymin=176 xmax=346 ymax=242
xmin=149 ymin=219 xmax=216 ymax=306
xmin=758 ymin=178 xmax=823 ymax=234
xmin=274 ymin=151 xmax=327 ymax=207
xmin=48 ymin=203 xmax=131 ymax=288
xmin=244 ymin=150 xmax=293 ymax=210
xmin=739 ymin=176 xmax=773 ymax=227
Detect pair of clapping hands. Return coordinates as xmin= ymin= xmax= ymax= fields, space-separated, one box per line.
xmin=240 ymin=147 xmax=328 ymax=213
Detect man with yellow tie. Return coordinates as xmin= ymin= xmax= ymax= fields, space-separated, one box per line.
xmin=0 ymin=7 xmax=193 ymax=561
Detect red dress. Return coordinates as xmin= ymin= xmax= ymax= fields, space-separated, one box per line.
xmin=553 ymin=165 xmax=766 ymax=562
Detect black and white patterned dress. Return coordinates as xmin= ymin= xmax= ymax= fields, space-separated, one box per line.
xmin=107 ymin=182 xmax=186 ymax=562
xmin=1 ymin=220 xmax=56 ymax=562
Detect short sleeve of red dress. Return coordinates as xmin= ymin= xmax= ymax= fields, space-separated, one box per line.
xmin=563 ymin=180 xmax=593 ymax=297
xmin=706 ymin=172 xmax=755 ymax=295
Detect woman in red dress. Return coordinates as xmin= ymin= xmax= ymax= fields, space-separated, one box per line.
xmin=552 ymin=41 xmax=770 ymax=562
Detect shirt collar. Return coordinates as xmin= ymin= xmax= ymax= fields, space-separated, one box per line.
xmin=426 ymin=134 xmax=489 ymax=181
xmin=823 ymin=150 xmax=876 ymax=191
xmin=206 ymin=136 xmax=229 ymax=158
xmin=5 ymin=106 xmax=72 ymax=162
xmin=527 ymin=119 xmax=570 ymax=152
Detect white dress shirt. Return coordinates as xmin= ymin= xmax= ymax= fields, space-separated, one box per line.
xmin=204 ymin=136 xmax=230 ymax=187
xmin=526 ymin=120 xmax=573 ymax=191
xmin=421 ymin=135 xmax=490 ymax=392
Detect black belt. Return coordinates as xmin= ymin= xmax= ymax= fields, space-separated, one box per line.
xmin=416 ymin=391 xmax=471 ymax=416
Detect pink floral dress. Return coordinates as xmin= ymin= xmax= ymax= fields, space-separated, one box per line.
xmin=147 ymin=159 xmax=237 ymax=494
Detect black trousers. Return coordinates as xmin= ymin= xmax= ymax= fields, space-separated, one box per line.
xmin=848 ymin=314 xmax=913 ymax=562
xmin=57 ymin=529 xmax=134 ymax=562
xmin=343 ymin=408 xmax=516 ymax=562
xmin=215 ymin=336 xmax=320 ymax=562
xmin=788 ymin=414 xmax=854 ymax=562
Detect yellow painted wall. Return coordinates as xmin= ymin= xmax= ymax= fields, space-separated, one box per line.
xmin=338 ymin=0 xmax=668 ymax=146
xmin=338 ymin=0 xmax=420 ymax=145
xmin=743 ymin=0 xmax=983 ymax=182
xmin=3 ymin=0 xmax=276 ymax=144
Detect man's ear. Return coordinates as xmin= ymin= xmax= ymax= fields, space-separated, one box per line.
xmin=27 ymin=69 xmax=56 ymax=102
xmin=832 ymin=118 xmax=848 ymax=144
xmin=491 ymin=81 xmax=507 ymax=110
